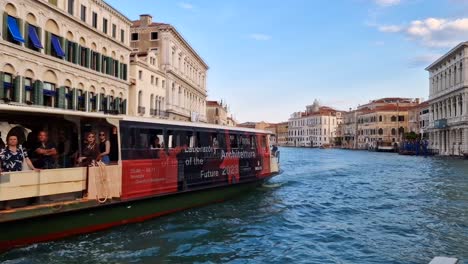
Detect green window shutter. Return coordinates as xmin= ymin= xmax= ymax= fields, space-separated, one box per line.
xmin=34 ymin=80 xmax=43 ymax=105
xmin=123 ymin=64 xmax=128 ymax=80
xmin=96 ymin=53 xmax=102 ymax=72
xmin=76 ymin=44 xmax=81 ymax=65
xmin=64 ymin=39 xmax=69 ymax=61
xmin=13 ymin=76 xmax=21 ymax=103
xmin=106 ymin=57 xmax=111 ymax=74
xmin=24 ymin=22 xmax=29 ymax=47
xmin=0 ymin=72 xmax=4 ymax=99
xmin=106 ymin=95 xmax=109 ymax=111
xmin=122 ymin=99 xmax=127 ymax=115
xmin=58 ymin=86 xmax=66 ymax=109
xmin=85 ymin=48 xmax=91 ymax=68
xmin=101 ymin=56 xmax=106 ymax=74
xmin=84 ymin=91 xmax=89 ymax=111
xmin=71 ymin=88 xmax=77 ymax=110
xmin=45 ymin=32 xmax=51 ymax=55
xmin=2 ymin=13 xmax=7 ymax=41
xmin=17 ymin=18 xmax=24 ymax=44
xmin=21 ymin=76 xmax=26 ymax=103
xmin=109 ymin=58 xmax=114 ymax=76
xmin=96 ymin=93 xmax=101 ymax=111
xmin=73 ymin=43 xmax=79 ymax=64
xmin=115 ymin=97 xmax=121 ymax=112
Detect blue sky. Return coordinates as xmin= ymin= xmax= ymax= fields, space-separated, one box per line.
xmin=107 ymin=0 xmax=468 ymax=123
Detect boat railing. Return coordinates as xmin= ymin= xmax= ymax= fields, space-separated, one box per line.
xmin=0 ymin=164 xmax=122 ymax=208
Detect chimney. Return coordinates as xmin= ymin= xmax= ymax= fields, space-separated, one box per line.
xmin=140 ymin=14 xmax=153 ymax=26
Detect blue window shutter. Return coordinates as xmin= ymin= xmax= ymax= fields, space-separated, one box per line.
xmin=7 ymin=16 xmax=25 ymax=43
xmin=28 ymin=25 xmax=43 ymax=49
xmin=51 ymin=35 xmax=65 ymax=58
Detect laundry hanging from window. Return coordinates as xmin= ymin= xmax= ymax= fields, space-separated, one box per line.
xmin=28 ymin=25 xmax=43 ymax=49
xmin=7 ymin=16 xmax=25 ymax=43
xmin=51 ymin=35 xmax=65 ymax=58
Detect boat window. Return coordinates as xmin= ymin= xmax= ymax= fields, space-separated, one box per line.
xmin=239 ymin=135 xmax=251 ymax=149
xmin=250 ymin=135 xmax=257 ymax=150
xmin=217 ymin=132 xmax=226 ymax=150
xmin=229 ymin=134 xmax=239 ymax=149
xmin=167 ymin=130 xmax=192 ymax=148
xmin=261 ymin=135 xmax=267 ymax=149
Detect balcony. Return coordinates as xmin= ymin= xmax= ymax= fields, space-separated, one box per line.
xmin=138 ymin=106 xmax=146 ymax=115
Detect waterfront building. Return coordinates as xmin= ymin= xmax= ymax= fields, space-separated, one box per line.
xmin=128 ymin=51 xmax=166 ymax=118
xmin=356 ymin=98 xmax=419 ymax=150
xmin=237 ymin=121 xmax=272 ymax=130
xmin=426 ymin=42 xmax=468 ymax=156
xmin=287 ymin=112 xmax=307 ymax=146
xmin=408 ymin=101 xmax=429 ymax=138
xmin=0 ymin=0 xmax=131 ymax=114
xmin=341 ymin=109 xmax=358 ymax=149
xmin=131 ymin=15 xmax=208 ymax=122
xmin=206 ymin=100 xmax=228 ymax=126
xmin=288 ymin=100 xmax=343 ymax=147
xmin=276 ymin=122 xmax=289 ymax=146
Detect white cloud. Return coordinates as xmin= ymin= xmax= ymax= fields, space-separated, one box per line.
xmin=378 ymin=17 xmax=468 ymax=48
xmin=374 ymin=0 xmax=401 ymax=7
xmin=378 ymin=25 xmax=401 ymax=32
xmin=178 ymin=2 xmax=193 ymax=9
xmin=249 ymin=33 xmax=272 ymax=41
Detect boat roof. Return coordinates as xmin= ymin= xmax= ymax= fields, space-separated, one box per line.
xmin=0 ymin=104 xmax=271 ymax=134
xmin=122 ymin=116 xmax=272 ymax=134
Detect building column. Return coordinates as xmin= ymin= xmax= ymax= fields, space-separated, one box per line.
xmin=464 ymin=128 xmax=468 ymax=153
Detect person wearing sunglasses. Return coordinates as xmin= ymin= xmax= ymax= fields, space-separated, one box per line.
xmin=98 ymin=131 xmax=111 ymax=165
xmin=77 ymin=132 xmax=99 ymax=166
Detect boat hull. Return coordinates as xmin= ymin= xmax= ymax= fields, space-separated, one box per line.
xmin=0 ymin=176 xmax=274 ymax=252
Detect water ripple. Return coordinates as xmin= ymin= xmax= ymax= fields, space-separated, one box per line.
xmin=1 ymin=148 xmax=467 ymax=263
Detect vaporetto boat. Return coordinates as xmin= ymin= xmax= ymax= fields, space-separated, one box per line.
xmin=0 ymin=104 xmax=281 ymax=251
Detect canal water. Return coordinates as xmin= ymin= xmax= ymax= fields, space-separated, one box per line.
xmin=1 ymin=148 xmax=467 ymax=264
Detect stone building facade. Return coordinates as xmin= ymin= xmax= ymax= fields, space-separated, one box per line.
xmin=0 ymin=0 xmax=131 ymax=114
xmin=128 ymin=50 xmax=166 ymax=118
xmin=341 ymin=110 xmax=358 ymax=149
xmin=426 ymin=42 xmax=468 ymax=156
xmin=355 ymin=98 xmax=419 ymax=150
xmin=288 ymin=100 xmax=343 ymax=147
xmin=206 ymin=100 xmax=228 ymax=126
xmin=130 ymin=15 xmax=208 ymax=122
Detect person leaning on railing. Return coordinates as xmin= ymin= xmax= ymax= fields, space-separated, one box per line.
xmin=0 ymin=135 xmax=40 ymax=210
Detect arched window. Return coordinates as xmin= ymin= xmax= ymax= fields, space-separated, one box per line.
xmin=391 ymin=116 xmax=397 ymax=122
xmin=378 ymin=128 xmax=383 ymax=135
xmin=391 ymin=128 xmax=396 ymax=135
xmin=138 ymin=90 xmax=143 ymax=106
xmin=379 ymin=115 xmax=383 ymax=122
xmin=398 ymin=127 xmax=404 ymax=135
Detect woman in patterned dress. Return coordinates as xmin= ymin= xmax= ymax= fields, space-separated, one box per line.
xmin=0 ymin=135 xmax=38 ymax=210
xmin=0 ymin=135 xmax=37 ymax=172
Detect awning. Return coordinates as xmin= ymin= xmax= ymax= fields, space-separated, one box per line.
xmin=43 ymin=90 xmax=56 ymax=96
xmin=28 ymin=25 xmax=43 ymax=49
xmin=7 ymin=16 xmax=25 ymax=43
xmin=51 ymin=35 xmax=65 ymax=58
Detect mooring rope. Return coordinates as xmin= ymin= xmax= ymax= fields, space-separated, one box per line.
xmin=95 ymin=161 xmax=110 ymax=203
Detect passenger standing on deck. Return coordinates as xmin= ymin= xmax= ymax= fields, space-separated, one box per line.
xmin=98 ymin=131 xmax=111 ymax=165
xmin=78 ymin=132 xmax=99 ymax=166
xmin=57 ymin=130 xmax=71 ymax=168
xmin=0 ymin=135 xmax=37 ymax=172
xmin=33 ymin=131 xmax=57 ymax=169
